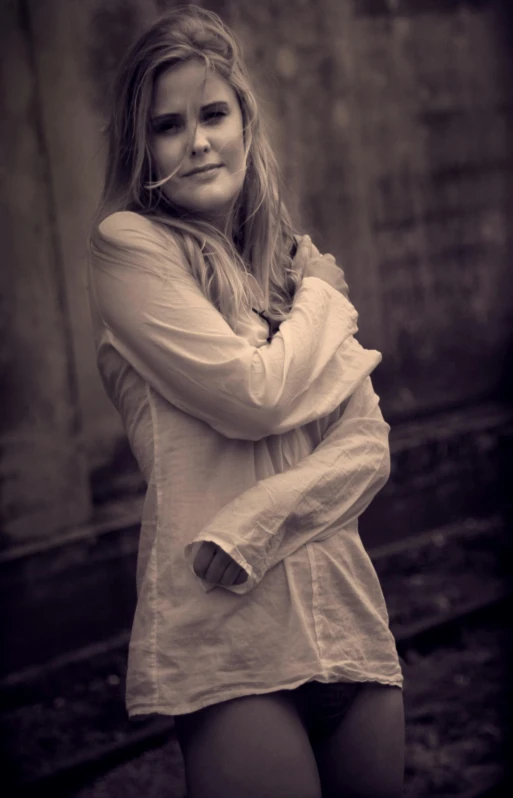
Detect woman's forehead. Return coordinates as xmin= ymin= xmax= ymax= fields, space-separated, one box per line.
xmin=152 ymin=59 xmax=234 ymax=115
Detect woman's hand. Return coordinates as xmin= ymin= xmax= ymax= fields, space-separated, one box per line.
xmin=303 ymin=253 xmax=349 ymax=296
xmin=294 ymin=236 xmax=349 ymax=297
xmin=193 ymin=541 xmax=248 ymax=586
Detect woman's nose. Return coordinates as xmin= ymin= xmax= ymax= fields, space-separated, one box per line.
xmin=191 ymin=127 xmax=211 ymax=155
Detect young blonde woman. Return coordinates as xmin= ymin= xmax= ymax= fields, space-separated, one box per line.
xmin=87 ymin=6 xmax=404 ymax=797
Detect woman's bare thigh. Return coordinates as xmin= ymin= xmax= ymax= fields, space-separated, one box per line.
xmin=174 ymin=690 xmax=323 ymax=798
xmin=311 ymin=683 xmax=405 ymax=798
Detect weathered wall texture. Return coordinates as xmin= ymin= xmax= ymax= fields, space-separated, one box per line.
xmin=1 ymin=0 xmax=512 ymax=545
xmin=0 ymin=0 xmax=91 ymax=543
xmin=219 ymin=0 xmax=513 ymax=417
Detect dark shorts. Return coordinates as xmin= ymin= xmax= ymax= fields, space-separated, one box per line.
xmin=290 ymin=679 xmax=362 ymax=744
xmin=174 ymin=680 xmax=363 ymax=751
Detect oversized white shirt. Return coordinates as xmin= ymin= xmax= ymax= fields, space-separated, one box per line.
xmin=87 ymin=211 xmax=403 ymax=717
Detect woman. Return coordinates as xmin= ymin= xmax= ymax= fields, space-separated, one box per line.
xmin=87 ymin=6 xmax=404 ymax=797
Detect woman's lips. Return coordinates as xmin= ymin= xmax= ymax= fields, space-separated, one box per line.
xmin=184 ymin=165 xmax=223 ymax=178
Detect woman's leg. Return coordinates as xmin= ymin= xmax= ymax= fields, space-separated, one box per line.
xmin=311 ymin=683 xmax=405 ymax=798
xmin=174 ymin=690 xmax=323 ymax=798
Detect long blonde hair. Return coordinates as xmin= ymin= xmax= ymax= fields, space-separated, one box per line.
xmin=89 ymin=4 xmax=303 ymax=331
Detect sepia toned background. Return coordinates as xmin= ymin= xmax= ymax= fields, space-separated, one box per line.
xmin=1 ymin=0 xmax=512 ymax=795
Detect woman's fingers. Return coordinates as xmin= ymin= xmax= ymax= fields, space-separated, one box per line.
xmin=204 ymin=547 xmax=238 ymax=584
xmin=192 ymin=541 xmax=217 ymax=578
xmin=218 ymin=560 xmax=248 ymax=586
xmin=193 ymin=541 xmax=248 ymax=586
xmin=219 ymin=560 xmax=243 ymax=586
xmin=234 ymin=568 xmax=248 ymax=585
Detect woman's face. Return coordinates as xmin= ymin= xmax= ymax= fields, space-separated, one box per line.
xmin=149 ymin=59 xmax=246 ymax=228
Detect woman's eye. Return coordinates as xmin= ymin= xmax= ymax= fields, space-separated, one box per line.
xmin=204 ymin=111 xmax=226 ymax=125
xmin=155 ymin=121 xmax=182 ymax=135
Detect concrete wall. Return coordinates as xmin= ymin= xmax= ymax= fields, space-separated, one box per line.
xmin=1 ymin=0 xmax=512 ymax=546
xmin=0 ymin=0 xmax=92 ymax=543
xmin=222 ymin=0 xmax=513 ymax=417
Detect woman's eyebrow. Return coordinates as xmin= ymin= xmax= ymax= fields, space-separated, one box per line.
xmin=151 ymin=100 xmax=229 ymax=124
xmin=200 ymin=101 xmax=229 ymax=112
xmin=151 ymin=111 xmax=182 ymax=124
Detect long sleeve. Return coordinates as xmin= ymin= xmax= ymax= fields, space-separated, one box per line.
xmin=184 ymin=376 xmax=390 ymax=594
xmin=88 ymin=211 xmax=380 ymax=441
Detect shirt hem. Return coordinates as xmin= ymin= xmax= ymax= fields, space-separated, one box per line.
xmin=127 ymin=669 xmax=403 ymax=718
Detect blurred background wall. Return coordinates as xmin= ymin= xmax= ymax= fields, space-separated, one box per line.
xmin=1 ymin=0 xmax=512 ymax=674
